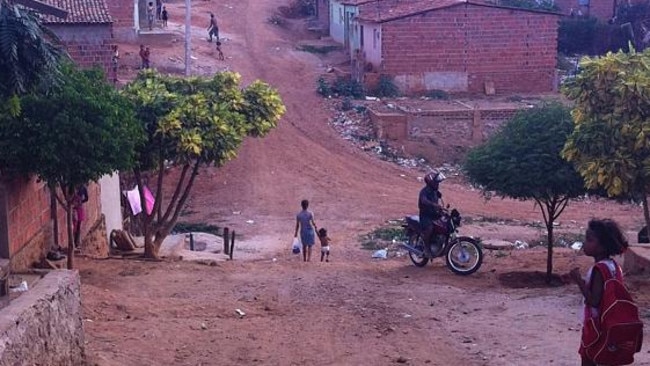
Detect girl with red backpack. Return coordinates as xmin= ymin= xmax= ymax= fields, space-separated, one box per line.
xmin=570 ymin=219 xmax=643 ymax=366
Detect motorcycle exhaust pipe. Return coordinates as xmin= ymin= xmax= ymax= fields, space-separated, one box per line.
xmin=400 ymin=242 xmax=424 ymax=256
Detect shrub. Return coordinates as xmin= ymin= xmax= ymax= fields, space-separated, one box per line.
xmin=340 ymin=97 xmax=353 ymax=111
xmin=278 ymin=0 xmax=314 ymax=18
xmin=426 ymin=89 xmax=449 ymax=100
xmin=373 ymin=74 xmax=400 ymax=98
xmin=316 ymin=77 xmax=332 ymax=97
xmin=333 ymin=77 xmax=365 ymax=99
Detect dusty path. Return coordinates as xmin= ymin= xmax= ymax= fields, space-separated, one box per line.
xmin=82 ymin=0 xmax=650 ymax=365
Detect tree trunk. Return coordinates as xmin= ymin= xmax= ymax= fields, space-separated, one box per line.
xmin=642 ymin=193 xmax=650 ymax=243
xmin=66 ymin=206 xmax=74 ymax=269
xmin=546 ymin=219 xmax=554 ymax=283
xmin=143 ymin=227 xmax=158 ymax=259
xmin=50 ymin=188 xmax=59 ymax=250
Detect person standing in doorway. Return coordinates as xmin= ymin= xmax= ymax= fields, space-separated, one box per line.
xmin=294 ymin=200 xmax=317 ymax=262
xmin=72 ymin=185 xmax=89 ymax=249
xmin=156 ymin=0 xmax=162 ymax=20
xmin=207 ymin=13 xmax=219 ymax=42
xmin=147 ymin=1 xmax=155 ymax=30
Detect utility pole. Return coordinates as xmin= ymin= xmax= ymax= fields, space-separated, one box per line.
xmin=184 ymin=0 xmax=191 ymax=76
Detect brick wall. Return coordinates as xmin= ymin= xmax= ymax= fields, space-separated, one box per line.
xmin=106 ymin=0 xmax=136 ymax=40
xmin=379 ymin=4 xmax=559 ymax=94
xmin=0 ymin=176 xmax=101 ymax=265
xmin=48 ymin=24 xmax=115 ymax=82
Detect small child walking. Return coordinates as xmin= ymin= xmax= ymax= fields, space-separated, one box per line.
xmin=569 ymin=219 xmax=631 ymax=366
xmin=317 ymin=228 xmax=331 ymax=262
xmin=216 ymin=41 xmax=224 ymax=60
xmin=161 ymin=6 xmax=168 ymax=28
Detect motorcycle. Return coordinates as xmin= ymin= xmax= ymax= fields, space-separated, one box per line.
xmin=400 ymin=208 xmax=483 ymax=275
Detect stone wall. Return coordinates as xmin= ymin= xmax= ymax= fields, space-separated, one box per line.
xmin=0 ymin=271 xmax=84 ymax=366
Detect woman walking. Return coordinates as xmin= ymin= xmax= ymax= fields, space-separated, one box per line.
xmin=294 ymin=199 xmax=317 ymax=262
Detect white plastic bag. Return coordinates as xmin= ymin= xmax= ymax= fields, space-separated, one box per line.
xmin=372 ymin=248 xmax=388 ymax=259
xmin=292 ymin=237 xmax=301 ymax=254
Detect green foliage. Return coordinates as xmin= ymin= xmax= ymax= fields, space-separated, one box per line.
xmin=297 ymin=45 xmax=340 ymax=55
xmin=340 ymin=97 xmax=353 ymax=111
xmin=173 ymin=222 xmax=222 ymax=236
xmin=333 ymin=77 xmax=365 ymax=99
xmin=464 ymin=103 xmax=585 ymax=280
xmin=0 ymin=0 xmax=67 ymax=99
xmin=372 ymin=74 xmax=400 ymax=98
xmin=558 ymin=17 xmax=629 ymax=55
xmin=316 ymin=77 xmax=332 ymax=97
xmin=465 ymin=103 xmax=584 ymax=201
xmin=122 ymin=70 xmax=285 ymax=257
xmin=562 ymin=49 xmax=650 ymax=233
xmin=425 ymin=89 xmax=449 ymax=100
xmin=0 ymin=64 xmax=140 ymax=189
xmin=491 ymin=0 xmax=558 ymax=11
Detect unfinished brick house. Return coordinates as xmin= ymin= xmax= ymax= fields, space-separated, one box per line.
xmin=42 ymin=0 xmax=115 ymax=81
xmin=0 ymin=0 xmax=119 ymax=270
xmin=355 ymin=0 xmax=560 ymax=95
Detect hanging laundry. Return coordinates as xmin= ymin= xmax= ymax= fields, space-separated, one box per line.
xmin=125 ymin=186 xmax=156 ymax=215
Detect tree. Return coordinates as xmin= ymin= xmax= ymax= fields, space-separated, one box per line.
xmin=562 ymin=49 xmax=650 ymax=240
xmin=0 ymin=65 xmax=141 ymax=268
xmin=0 ymin=0 xmax=66 ymax=103
xmin=122 ymin=70 xmax=285 ymax=258
xmin=464 ymin=103 xmax=586 ymax=282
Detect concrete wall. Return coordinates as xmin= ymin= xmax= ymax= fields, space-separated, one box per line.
xmin=48 ymin=24 xmax=116 ymax=82
xmin=368 ymin=106 xmax=520 ymax=142
xmin=99 ymin=174 xmax=123 ymax=243
xmin=330 ymin=0 xmax=346 ymax=43
xmin=376 ymin=4 xmax=558 ymax=94
xmin=360 ymin=22 xmax=381 ymax=66
xmin=0 ymin=271 xmax=84 ymax=366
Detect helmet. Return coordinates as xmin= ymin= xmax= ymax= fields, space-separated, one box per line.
xmin=424 ymin=170 xmax=445 ymax=185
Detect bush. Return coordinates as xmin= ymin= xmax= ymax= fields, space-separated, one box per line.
xmin=333 ymin=77 xmax=365 ymax=99
xmin=426 ymin=89 xmax=449 ymax=100
xmin=316 ymin=77 xmax=332 ymax=97
xmin=373 ymin=74 xmax=400 ymax=98
xmin=340 ymin=97 xmax=353 ymax=111
xmin=558 ymin=17 xmax=630 ymax=55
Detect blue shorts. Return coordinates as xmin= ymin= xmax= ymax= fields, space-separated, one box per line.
xmin=300 ymin=230 xmax=315 ymax=246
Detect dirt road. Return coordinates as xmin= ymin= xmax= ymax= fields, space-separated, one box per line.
xmin=82 ymin=0 xmax=650 ymax=365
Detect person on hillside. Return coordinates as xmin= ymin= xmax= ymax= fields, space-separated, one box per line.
xmin=143 ymin=46 xmax=151 ymax=69
xmin=147 ymin=1 xmax=155 ymax=30
xmin=111 ymin=45 xmax=119 ymax=84
xmin=216 ymin=41 xmax=224 ymax=60
xmin=569 ymin=219 xmax=630 ymax=366
xmin=72 ymin=185 xmax=89 ymax=249
xmin=161 ymin=6 xmax=168 ymax=28
xmin=294 ymin=199 xmax=317 ymax=262
xmin=317 ymin=227 xmax=331 ymax=262
xmin=418 ymin=170 xmax=445 ymax=258
xmin=207 ymin=13 xmax=219 ymax=42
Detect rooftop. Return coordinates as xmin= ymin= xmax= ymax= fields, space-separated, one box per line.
xmin=40 ymin=0 xmax=112 ymax=24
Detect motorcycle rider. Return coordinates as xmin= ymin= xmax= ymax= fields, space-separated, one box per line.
xmin=419 ymin=170 xmax=446 ymax=257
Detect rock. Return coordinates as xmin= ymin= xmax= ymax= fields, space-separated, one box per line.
xmin=201 ymin=322 xmax=208 ymax=330
xmin=396 ymin=356 xmax=408 ymax=363
xmin=482 ymin=239 xmax=514 ymax=250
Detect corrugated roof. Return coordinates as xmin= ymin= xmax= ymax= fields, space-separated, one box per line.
xmin=357 ymin=0 xmax=560 ymax=22
xmin=40 ymin=0 xmax=112 ymax=24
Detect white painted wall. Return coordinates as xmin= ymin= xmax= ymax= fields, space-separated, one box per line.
xmin=99 ymin=173 xmax=122 ymax=243
xmin=360 ymin=22 xmax=382 ymax=68
xmin=329 ymin=0 xmax=346 ymax=43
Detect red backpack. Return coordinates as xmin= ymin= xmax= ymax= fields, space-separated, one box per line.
xmin=581 ymin=261 xmax=644 ymax=365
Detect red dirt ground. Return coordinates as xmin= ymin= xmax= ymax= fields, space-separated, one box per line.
xmin=81 ymin=0 xmax=650 ymax=365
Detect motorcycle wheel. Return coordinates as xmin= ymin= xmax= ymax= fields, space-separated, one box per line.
xmin=445 ymin=236 xmax=483 ymax=275
xmin=408 ymin=233 xmax=429 ymax=267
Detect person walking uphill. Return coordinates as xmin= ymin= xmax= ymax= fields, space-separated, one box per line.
xmin=294 ymin=200 xmax=317 ymax=262
xmin=207 ymin=13 xmax=219 ymax=42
